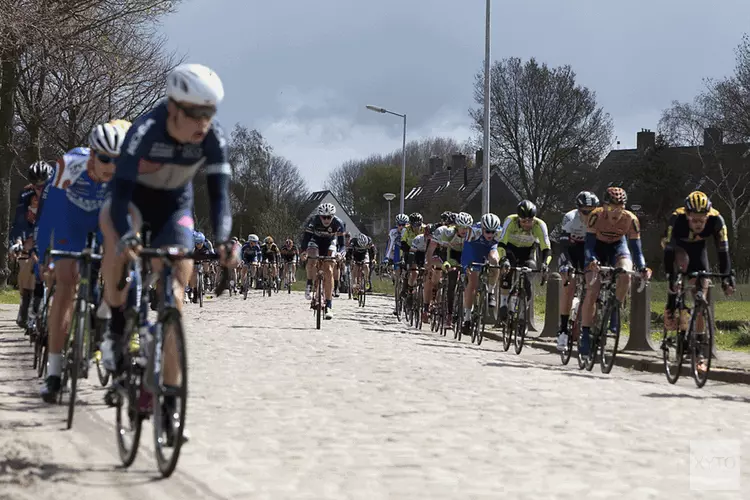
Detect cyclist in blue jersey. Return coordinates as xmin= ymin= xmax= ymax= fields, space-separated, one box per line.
xmin=36 ymin=121 xmax=130 ymax=402
xmin=300 ymin=203 xmax=346 ymax=320
xmin=240 ymin=234 xmax=262 ymax=291
xmin=10 ymin=161 xmax=53 ymax=330
xmin=384 ymin=213 xmax=408 ymax=314
xmin=460 ymin=213 xmax=503 ymax=332
xmin=99 ymin=64 xmax=239 ymax=430
xmin=189 ymin=231 xmax=215 ymax=302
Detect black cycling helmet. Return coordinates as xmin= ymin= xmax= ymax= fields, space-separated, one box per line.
xmin=409 ymin=212 xmax=423 ymax=226
xmin=440 ymin=211 xmax=453 ymax=223
xmin=575 ymin=191 xmax=599 ymax=209
xmin=517 ymin=200 xmax=537 ymax=219
xmin=28 ymin=161 xmax=53 ymax=185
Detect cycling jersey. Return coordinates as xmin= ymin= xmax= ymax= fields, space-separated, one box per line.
xmin=432 ymin=225 xmax=466 ymax=252
xmin=560 ymin=209 xmax=587 ymax=244
xmin=384 ymin=227 xmax=403 ymax=262
xmin=409 ymin=234 xmax=428 ymax=252
xmin=585 ymin=207 xmax=645 ymax=268
xmin=558 ymin=209 xmax=588 ymax=271
xmin=108 ymin=100 xmax=232 ymax=248
xmin=280 ymin=244 xmax=299 ymax=261
xmin=241 ymin=242 xmax=262 ymax=264
xmin=301 ymin=215 xmax=345 ymax=252
xmin=35 ymin=148 xmax=109 ymax=259
xmin=261 ymin=243 xmax=280 ymax=263
xmin=461 ymin=224 xmax=500 ymax=270
xmin=663 ymin=207 xmax=730 ymax=275
xmin=194 ymin=239 xmax=215 ymax=257
xmin=10 ymin=183 xmax=45 ymax=243
xmin=348 ymin=236 xmax=375 ymax=262
xmin=401 ymin=224 xmax=425 ymax=247
xmin=498 ymin=215 xmax=551 ymax=265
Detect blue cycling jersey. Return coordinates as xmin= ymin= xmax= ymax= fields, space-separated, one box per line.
xmin=35 ymin=149 xmax=109 ymax=258
xmin=108 ymin=100 xmax=232 ymax=243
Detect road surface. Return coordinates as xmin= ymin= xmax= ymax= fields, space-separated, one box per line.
xmin=1 ymin=292 xmax=749 ymax=499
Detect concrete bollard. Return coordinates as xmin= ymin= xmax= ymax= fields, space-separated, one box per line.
xmin=539 ymin=273 xmax=562 ymax=338
xmin=622 ymin=276 xmax=657 ymax=351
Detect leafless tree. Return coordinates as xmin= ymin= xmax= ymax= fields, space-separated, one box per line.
xmin=471 ymin=57 xmax=613 ymax=214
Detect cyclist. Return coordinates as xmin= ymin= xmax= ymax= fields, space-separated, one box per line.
xmin=240 ymin=234 xmax=262 ymax=291
xmin=400 ymin=213 xmax=426 ymax=299
xmin=348 ymin=233 xmax=376 ymax=294
xmin=300 ymin=203 xmax=346 ymax=319
xmin=335 ymin=232 xmax=352 ymax=297
xmin=99 ymin=64 xmax=238 ymax=442
xmin=425 ymin=212 xmax=472 ymax=328
xmin=188 ymin=231 xmax=215 ymax=303
xmin=460 ymin=213 xmax=503 ymax=331
xmin=497 ymin=200 xmax=552 ymax=322
xmin=279 ymin=237 xmax=299 ymax=286
xmin=260 ymin=236 xmax=281 ymax=287
xmin=10 ymin=161 xmax=53 ymax=329
xmin=662 ymin=191 xmax=735 ymax=331
xmin=580 ymin=186 xmax=652 ymax=356
xmin=36 ymin=121 xmax=130 ymax=402
xmin=556 ymin=191 xmax=599 ymax=350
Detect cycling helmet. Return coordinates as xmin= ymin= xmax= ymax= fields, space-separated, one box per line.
xmin=517 ymin=200 xmax=537 ymax=219
xmin=446 ymin=212 xmax=457 ymax=224
xmin=575 ymin=191 xmax=599 ymax=209
xmin=166 ymin=63 xmax=224 ymax=106
xmin=685 ymin=191 xmax=712 ymax=213
xmin=409 ymin=213 xmax=423 ymax=226
xmin=89 ymin=121 xmax=131 ymax=156
xmin=357 ymin=234 xmax=369 ymax=246
xmin=395 ymin=213 xmax=409 ymax=225
xmin=264 ymin=236 xmax=274 ymax=245
xmin=454 ymin=212 xmax=474 ymax=228
xmin=108 ymin=119 xmax=132 ymax=131
xmin=603 ymin=186 xmax=627 ymax=205
xmin=28 ymin=161 xmax=53 ymax=185
xmin=481 ymin=213 xmax=502 ymax=232
xmin=194 ymin=232 xmax=206 ymax=245
xmin=440 ymin=211 xmax=453 ymax=223
xmin=248 ymin=234 xmax=259 ymax=243
xmin=318 ymin=203 xmax=336 ymax=216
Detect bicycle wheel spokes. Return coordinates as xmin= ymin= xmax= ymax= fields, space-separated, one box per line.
xmin=599 ymin=303 xmax=620 ymax=374
xmin=691 ymin=303 xmax=713 ymax=388
xmin=661 ymin=320 xmax=684 ymax=384
xmin=513 ymin=297 xmax=527 ymax=354
xmin=66 ymin=310 xmax=84 ymax=429
xmin=116 ymin=359 xmax=144 ymax=467
xmin=153 ymin=311 xmax=188 ymax=477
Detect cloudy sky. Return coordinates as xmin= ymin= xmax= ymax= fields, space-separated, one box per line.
xmin=161 ymin=0 xmax=750 ymax=189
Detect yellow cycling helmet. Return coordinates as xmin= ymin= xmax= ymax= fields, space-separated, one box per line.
xmin=685 ymin=191 xmax=711 ymax=213
xmin=108 ymin=119 xmax=132 ymax=130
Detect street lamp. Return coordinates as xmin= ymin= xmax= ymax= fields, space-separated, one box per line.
xmin=482 ymin=0 xmax=491 ymax=214
xmin=367 ymin=105 xmax=407 ymax=214
xmin=383 ymin=192 xmax=396 ymax=228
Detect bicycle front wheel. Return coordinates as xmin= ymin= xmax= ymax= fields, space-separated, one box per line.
xmin=514 ymin=296 xmax=527 ymax=354
xmin=153 ymin=310 xmax=188 ymax=477
xmin=690 ymin=302 xmax=713 ymax=388
xmin=599 ymin=301 xmax=620 ymax=374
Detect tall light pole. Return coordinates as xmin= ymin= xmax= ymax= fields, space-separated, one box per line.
xmin=383 ymin=192 xmax=396 ymax=227
xmin=482 ymin=0 xmax=491 ymax=214
xmin=366 ymin=105 xmax=407 ymax=214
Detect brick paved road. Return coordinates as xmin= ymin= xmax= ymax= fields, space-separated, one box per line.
xmin=1 ymin=292 xmax=749 ymax=499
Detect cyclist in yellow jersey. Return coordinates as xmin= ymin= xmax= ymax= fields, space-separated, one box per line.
xmin=400 ymin=213 xmax=426 ymax=299
xmin=497 ymin=200 xmax=552 ymax=321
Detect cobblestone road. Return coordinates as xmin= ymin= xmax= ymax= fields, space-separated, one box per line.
xmin=1 ymin=291 xmax=749 ymax=499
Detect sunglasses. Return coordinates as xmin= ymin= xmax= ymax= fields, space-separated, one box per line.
xmin=483 ymin=229 xmax=496 ymax=234
xmin=321 ymin=215 xmax=333 ymax=220
xmin=519 ymin=217 xmax=534 ymax=223
xmin=174 ymin=100 xmax=217 ymax=120
xmin=97 ymin=154 xmax=115 ymax=164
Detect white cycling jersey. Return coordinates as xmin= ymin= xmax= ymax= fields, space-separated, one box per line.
xmin=410 ymin=234 xmax=428 ymax=252
xmin=384 ymin=227 xmax=403 ymax=260
xmin=561 ymin=209 xmax=587 ymax=244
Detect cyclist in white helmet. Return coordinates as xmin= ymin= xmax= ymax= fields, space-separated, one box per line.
xmin=37 ymin=120 xmax=132 ymax=403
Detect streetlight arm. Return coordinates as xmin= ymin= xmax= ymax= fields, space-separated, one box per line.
xmin=366 ymin=104 xmax=404 ymax=118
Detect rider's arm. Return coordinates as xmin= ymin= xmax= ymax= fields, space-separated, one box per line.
xmin=204 ymin=123 xmax=232 ymax=243
xmin=110 ymin=124 xmax=151 ymax=237
xmin=713 ymin=214 xmax=732 ymax=275
xmin=533 ymin=219 xmax=552 ymax=266
xmin=663 ymin=218 xmax=677 ymax=276
xmin=384 ymin=229 xmax=395 ymax=260
xmin=9 ymin=191 xmax=28 ymax=243
xmin=584 ymin=232 xmax=597 ymax=267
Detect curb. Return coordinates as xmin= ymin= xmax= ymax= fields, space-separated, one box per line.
xmin=481 ymin=330 xmax=750 ymax=385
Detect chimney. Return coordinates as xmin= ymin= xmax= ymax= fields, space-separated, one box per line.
xmin=636 ymin=128 xmax=655 ymax=152
xmin=452 ymin=153 xmax=467 ymax=187
xmin=428 ymin=156 xmax=443 ymax=176
xmin=475 ymin=149 xmax=483 ymax=168
xmin=703 ymin=127 xmax=723 ymax=149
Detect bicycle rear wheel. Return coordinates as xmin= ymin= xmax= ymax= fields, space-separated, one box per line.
xmin=66 ymin=308 xmax=86 ymax=430
xmin=116 ymin=355 xmax=144 ymax=467
xmin=316 ymin=276 xmax=323 ymax=330
xmin=662 ymin=309 xmax=684 ymax=384
xmin=513 ymin=296 xmax=527 ymax=354
xmin=153 ymin=310 xmax=188 ymax=477
xmin=690 ymin=302 xmax=713 ymax=388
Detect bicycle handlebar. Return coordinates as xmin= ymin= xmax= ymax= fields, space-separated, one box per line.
xmin=588 ymin=266 xmax=648 ymax=293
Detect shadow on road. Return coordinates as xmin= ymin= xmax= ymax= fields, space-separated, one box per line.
xmin=642 ymin=391 xmax=750 ymax=404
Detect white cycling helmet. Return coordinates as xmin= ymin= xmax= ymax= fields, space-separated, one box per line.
xmin=395 ymin=213 xmax=409 ymax=225
xmin=166 ymin=63 xmax=225 ymax=106
xmin=454 ymin=212 xmax=473 ymax=228
xmin=357 ymin=234 xmax=369 ymax=246
xmin=248 ymin=234 xmax=259 ymax=242
xmin=28 ymin=161 xmax=53 ymax=184
xmin=481 ymin=213 xmax=502 ymax=232
xmin=318 ymin=203 xmax=336 ymax=216
xmin=89 ymin=121 xmax=131 ymax=156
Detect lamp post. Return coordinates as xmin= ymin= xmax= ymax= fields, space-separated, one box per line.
xmin=383 ymin=192 xmax=396 ymax=227
xmin=482 ymin=0 xmax=491 ymax=214
xmin=366 ymin=105 xmax=407 ymax=214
